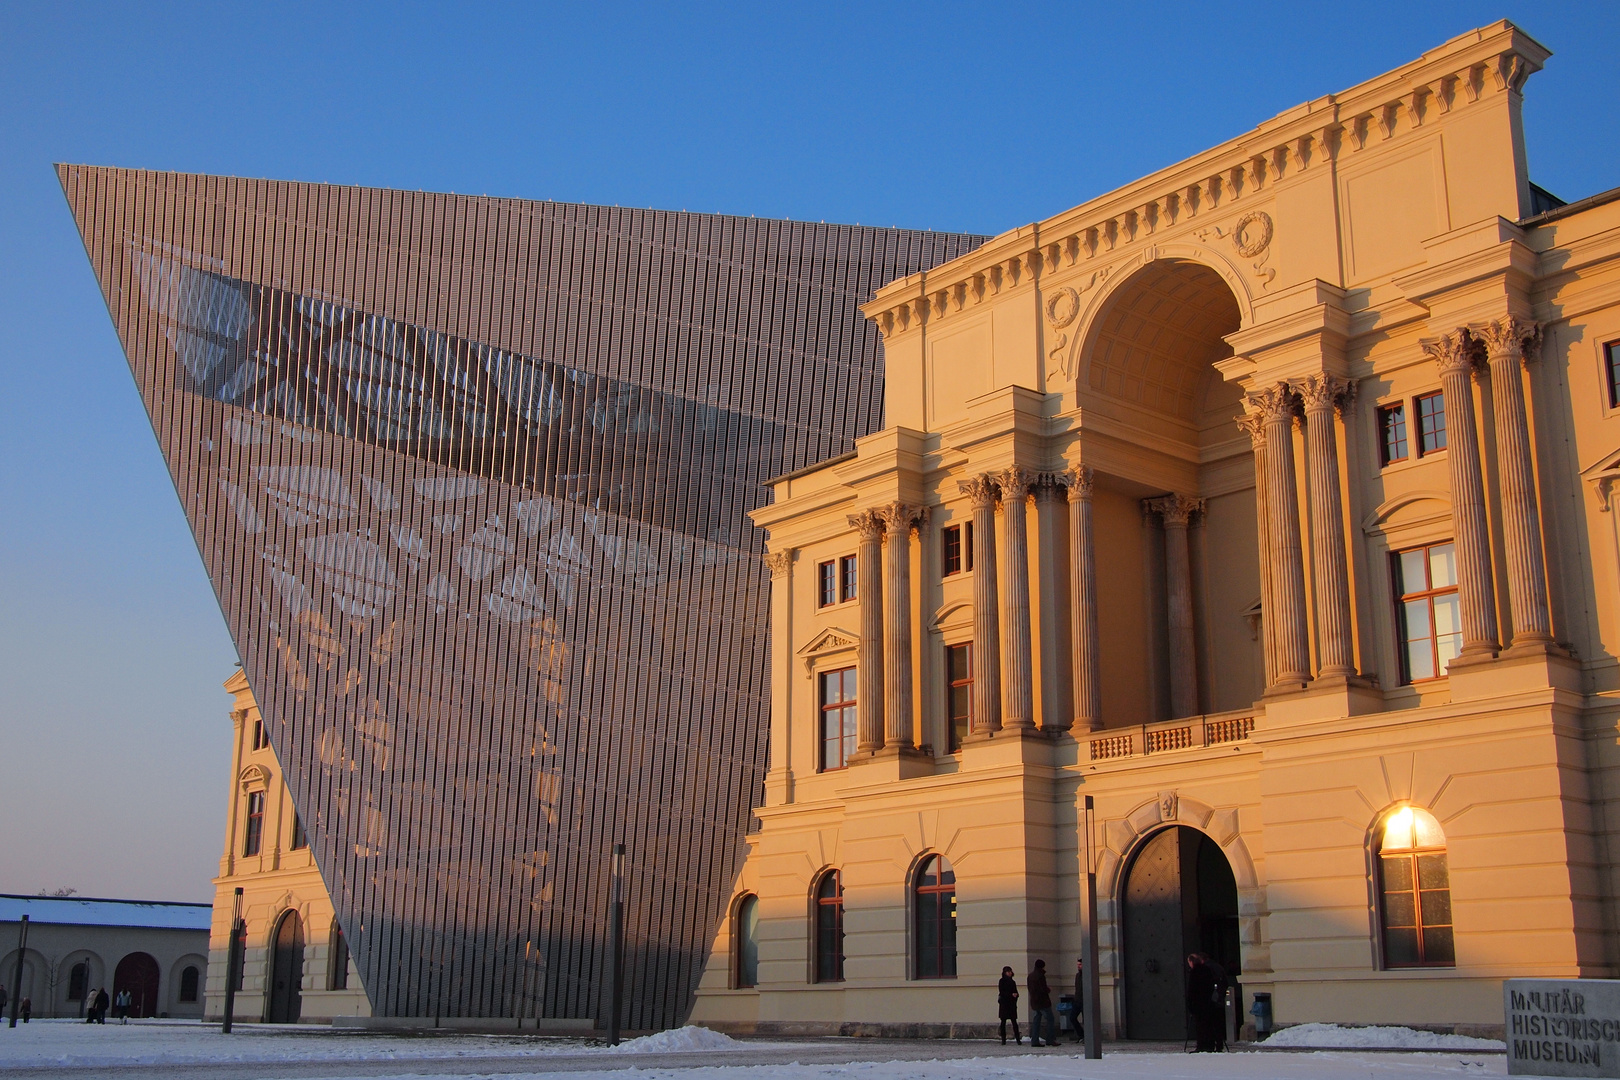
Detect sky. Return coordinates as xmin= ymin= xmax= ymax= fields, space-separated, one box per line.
xmin=1 ymin=2 xmax=1616 ymax=904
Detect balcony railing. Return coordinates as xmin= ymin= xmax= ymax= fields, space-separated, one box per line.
xmin=1087 ymin=710 xmax=1256 ymax=763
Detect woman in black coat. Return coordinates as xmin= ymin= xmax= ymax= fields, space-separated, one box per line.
xmin=997 ymin=966 xmax=1021 ymax=1044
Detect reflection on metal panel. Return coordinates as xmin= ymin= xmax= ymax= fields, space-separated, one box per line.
xmin=59 ymin=165 xmax=983 ymax=1027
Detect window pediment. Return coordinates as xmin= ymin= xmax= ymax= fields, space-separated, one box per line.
xmin=797 ymin=626 xmax=858 ymax=679
xmin=238 ymin=764 xmax=272 ymax=794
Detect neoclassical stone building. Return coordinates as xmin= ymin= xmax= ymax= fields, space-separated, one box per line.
xmin=690 ymin=21 xmax=1620 ymax=1037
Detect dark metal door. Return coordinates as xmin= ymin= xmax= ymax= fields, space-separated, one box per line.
xmin=267 ymin=912 xmax=304 ymax=1023
xmin=1123 ymin=828 xmax=1188 ymax=1040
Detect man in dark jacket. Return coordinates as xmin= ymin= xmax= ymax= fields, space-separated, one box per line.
xmin=93 ymin=987 xmax=110 ymax=1024
xmin=1184 ymin=953 xmax=1228 ymax=1052
xmin=1029 ymin=959 xmax=1058 ymax=1047
xmin=1072 ymin=957 xmax=1085 ymax=1039
xmin=997 ymin=966 xmax=1021 ymax=1044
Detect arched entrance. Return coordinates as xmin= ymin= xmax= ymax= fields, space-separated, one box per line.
xmin=267 ymin=910 xmax=304 ymax=1023
xmin=1121 ymin=826 xmax=1240 ymax=1040
xmin=112 ymin=952 xmax=160 ymax=1018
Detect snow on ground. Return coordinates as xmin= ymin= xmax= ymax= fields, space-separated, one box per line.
xmin=614 ymin=1026 xmax=741 ymax=1053
xmin=1262 ymin=1022 xmax=1506 ymax=1051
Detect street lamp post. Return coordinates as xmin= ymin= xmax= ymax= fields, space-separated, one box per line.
xmin=7 ymin=915 xmax=28 ymax=1029
xmin=222 ymin=887 xmax=244 ymax=1034
xmin=1081 ymin=796 xmax=1101 ymax=1059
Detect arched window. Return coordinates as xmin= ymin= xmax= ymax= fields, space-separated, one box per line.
xmin=814 ymin=871 xmax=844 ymax=983
xmin=68 ymin=961 xmax=89 ymax=1002
xmin=179 ymin=965 xmax=200 ymax=1002
xmin=1378 ymin=806 xmax=1454 ymax=968
xmin=327 ymin=920 xmax=349 ymax=991
xmin=734 ymin=895 xmax=759 ymax=988
xmin=914 ymin=854 xmax=956 ymax=979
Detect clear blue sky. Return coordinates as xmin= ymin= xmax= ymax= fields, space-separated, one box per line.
xmin=1 ymin=2 xmax=1615 ymax=903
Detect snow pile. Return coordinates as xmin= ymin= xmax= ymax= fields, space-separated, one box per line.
xmin=1263 ymin=1022 xmax=1505 ymax=1050
xmin=612 ymin=1025 xmax=739 ymax=1053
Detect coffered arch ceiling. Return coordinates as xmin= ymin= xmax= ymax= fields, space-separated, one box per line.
xmin=1080 ymin=260 xmax=1243 ymax=425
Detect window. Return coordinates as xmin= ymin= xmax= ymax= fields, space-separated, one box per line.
xmin=942 ymin=522 xmax=974 ymax=576
xmin=233 ymin=922 xmax=247 ymax=990
xmin=1378 ymin=807 xmax=1454 ymax=968
xmin=179 ymin=965 xmax=200 ymax=1003
xmin=1606 ymin=340 xmax=1620 ymax=409
xmin=945 ymin=644 xmax=972 ymax=752
xmin=819 ymin=667 xmax=858 ymax=771
xmin=1377 ymin=403 xmax=1408 ymax=466
xmin=291 ymin=812 xmax=307 ymax=851
xmin=1416 ymin=392 xmax=1446 ymax=455
xmin=328 ymin=920 xmax=350 ymax=991
xmin=814 ymin=871 xmax=844 ymax=983
xmin=914 ymin=854 xmax=957 ymax=979
xmin=252 ymin=718 xmax=269 ymax=751
xmin=817 ymin=555 xmax=858 ymax=607
xmin=68 ymin=962 xmax=88 ymax=1002
xmin=243 ymin=791 xmax=266 ymax=856
xmin=734 ymin=894 xmax=760 ymax=988
xmin=1395 ymin=542 xmax=1461 ymax=682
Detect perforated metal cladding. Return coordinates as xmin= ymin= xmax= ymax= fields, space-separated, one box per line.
xmin=59 ymin=165 xmax=985 ymax=1026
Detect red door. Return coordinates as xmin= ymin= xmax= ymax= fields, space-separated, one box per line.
xmin=113 ymin=953 xmax=161 ymax=1018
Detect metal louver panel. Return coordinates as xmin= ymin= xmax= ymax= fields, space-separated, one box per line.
xmin=58 ymin=165 xmax=985 ymax=1028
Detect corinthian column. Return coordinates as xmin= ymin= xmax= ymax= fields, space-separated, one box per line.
xmin=848 ymin=509 xmax=886 ymax=752
xmin=1146 ymin=494 xmax=1204 ymax=717
xmin=1238 ymin=410 xmax=1277 ymax=687
xmin=998 ymin=466 xmax=1036 ymax=730
xmin=1062 ymin=466 xmax=1101 ymax=731
xmin=1250 ymin=383 xmax=1312 ymax=686
xmin=959 ymin=475 xmax=1003 ymax=734
xmin=879 ymin=502 xmax=924 ymax=750
xmin=1421 ymin=331 xmax=1499 ymax=659
xmin=1476 ymin=318 xmax=1554 ymax=647
xmin=1298 ymin=373 xmax=1357 ymax=678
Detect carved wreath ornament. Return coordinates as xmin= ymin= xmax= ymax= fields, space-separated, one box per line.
xmin=1231 ymin=210 xmax=1274 ymax=258
xmin=1045 ymin=286 xmax=1081 ymax=329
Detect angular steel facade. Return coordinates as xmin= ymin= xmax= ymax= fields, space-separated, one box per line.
xmin=59 ymin=165 xmax=984 ymax=1027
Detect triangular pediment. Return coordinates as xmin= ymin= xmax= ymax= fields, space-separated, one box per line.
xmin=797 ymin=626 xmax=859 ymax=678
xmin=1582 ymin=446 xmax=1620 ymax=511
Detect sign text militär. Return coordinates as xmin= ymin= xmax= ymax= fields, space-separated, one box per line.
xmin=1506 ymin=979 xmax=1620 ymax=1077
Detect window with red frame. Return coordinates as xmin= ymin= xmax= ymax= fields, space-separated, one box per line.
xmin=914 ymin=854 xmax=957 ymax=978
xmin=814 ymin=871 xmax=844 ymax=983
xmin=819 ymin=668 xmax=857 ymax=771
xmin=1394 ymin=542 xmax=1461 ymax=682
xmin=1378 ymin=807 xmax=1455 ymax=968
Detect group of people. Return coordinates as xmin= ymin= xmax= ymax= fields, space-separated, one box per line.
xmin=996 ymin=957 xmax=1085 ymax=1046
xmin=79 ymin=987 xmax=135 ymax=1023
xmin=995 ymin=952 xmax=1232 ymax=1052
xmin=0 ymin=987 xmax=31 ymax=1023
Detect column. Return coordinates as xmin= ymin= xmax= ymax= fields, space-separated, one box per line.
xmin=1034 ymin=478 xmax=1071 ymax=732
xmin=1477 ymin=318 xmax=1554 ymax=647
xmin=999 ymin=466 xmax=1036 ymax=730
xmin=1250 ymin=383 xmax=1312 ymax=685
xmin=764 ymin=550 xmax=793 ymax=789
xmin=879 ymin=502 xmax=924 ymax=750
xmin=959 ymin=475 xmax=1003 ymax=734
xmin=1146 ymin=494 xmax=1203 ymax=718
xmin=848 ymin=509 xmax=886 ymax=752
xmin=1063 ymin=466 xmax=1101 ymax=731
xmin=1237 ymin=412 xmax=1277 ymax=687
xmin=1298 ymin=373 xmax=1357 ymax=678
xmin=1421 ymin=330 xmax=1499 ymax=658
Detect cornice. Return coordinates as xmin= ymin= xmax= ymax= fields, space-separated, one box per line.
xmin=862 ymin=21 xmax=1546 ymax=341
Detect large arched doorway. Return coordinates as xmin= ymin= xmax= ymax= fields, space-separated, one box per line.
xmin=267 ymin=910 xmax=304 ymax=1023
xmin=112 ymin=952 xmax=161 ymax=1018
xmin=1121 ymin=826 xmax=1240 ymax=1040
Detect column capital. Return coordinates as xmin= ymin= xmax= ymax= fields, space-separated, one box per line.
xmin=877 ymin=501 xmax=927 ymax=536
xmin=1421 ymin=328 xmax=1486 ymax=377
xmin=1143 ymin=494 xmax=1205 ymax=527
xmin=848 ymin=508 xmax=886 ymax=540
xmin=763 ymin=550 xmax=793 ymax=578
xmin=1295 ymin=372 xmax=1355 ymax=415
xmin=1247 ymin=381 xmax=1301 ymax=424
xmin=1472 ymin=317 xmax=1542 ymax=365
xmin=1236 ymin=410 xmax=1266 ymax=449
xmin=958 ymin=474 xmax=1000 ymax=509
xmin=997 ymin=465 xmax=1036 ymax=502
xmin=1058 ymin=464 xmax=1096 ymax=500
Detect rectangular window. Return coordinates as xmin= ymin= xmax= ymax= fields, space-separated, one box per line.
xmin=291 ymin=812 xmax=307 ymax=851
xmin=1395 ymin=542 xmax=1461 ymax=683
xmin=945 ymin=643 xmax=972 ymax=752
xmin=1416 ymin=392 xmax=1446 ymax=455
xmin=941 ymin=522 xmax=974 ymax=576
xmin=839 ymin=555 xmax=857 ymax=602
xmin=1378 ymin=403 xmax=1408 ymax=466
xmin=242 ymin=791 xmax=266 ymax=857
xmin=328 ymin=923 xmax=350 ymax=990
xmin=251 ymin=719 xmax=265 ymax=750
xmin=819 ymin=667 xmax=858 ymax=771
xmin=818 ymin=560 xmax=837 ymax=608
xmin=1607 ymin=340 xmax=1620 ymax=409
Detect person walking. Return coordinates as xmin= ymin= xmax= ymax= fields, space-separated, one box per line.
xmin=1184 ymin=953 xmax=1229 ymax=1052
xmin=997 ymin=966 xmax=1021 ymax=1045
xmin=18 ymin=998 xmax=29 ymax=1023
xmin=82 ymin=988 xmax=94 ymax=1023
xmin=1028 ymin=959 xmax=1057 ymax=1047
xmin=114 ymin=988 xmax=132 ymax=1024
xmin=92 ymin=987 xmax=109 ymax=1024
xmin=1072 ymin=957 xmax=1085 ymax=1040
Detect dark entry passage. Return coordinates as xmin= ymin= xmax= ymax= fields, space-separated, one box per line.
xmin=268 ymin=911 xmax=305 ymax=1024
xmin=1121 ymin=826 xmax=1240 ymax=1040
